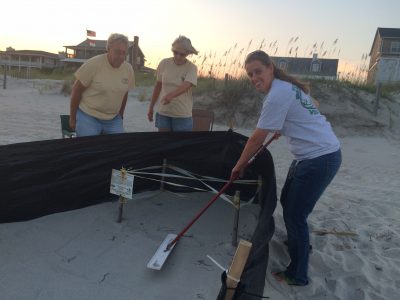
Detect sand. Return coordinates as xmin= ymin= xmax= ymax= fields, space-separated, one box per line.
xmin=0 ymin=77 xmax=400 ymax=299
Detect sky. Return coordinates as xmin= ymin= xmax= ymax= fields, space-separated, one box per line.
xmin=1 ymin=0 xmax=399 ymax=77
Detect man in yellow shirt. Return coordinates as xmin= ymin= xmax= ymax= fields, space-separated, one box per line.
xmin=69 ymin=33 xmax=135 ymax=136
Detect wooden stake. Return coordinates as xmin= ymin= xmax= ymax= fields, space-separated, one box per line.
xmin=117 ymin=195 xmax=125 ymax=223
xmin=257 ymin=175 xmax=263 ymax=203
xmin=224 ymin=239 xmax=252 ymax=300
xmin=160 ymin=158 xmax=167 ymax=191
xmin=231 ymin=191 xmax=240 ymax=247
xmin=117 ymin=168 xmax=127 ymax=223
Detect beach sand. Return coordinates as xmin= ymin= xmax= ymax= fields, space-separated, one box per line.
xmin=0 ymin=78 xmax=400 ymax=299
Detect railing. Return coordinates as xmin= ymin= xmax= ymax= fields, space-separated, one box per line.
xmin=0 ymin=59 xmax=57 ymax=69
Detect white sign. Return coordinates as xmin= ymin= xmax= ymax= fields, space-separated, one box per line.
xmin=110 ymin=169 xmax=134 ymax=199
xmin=376 ymin=58 xmax=400 ymax=83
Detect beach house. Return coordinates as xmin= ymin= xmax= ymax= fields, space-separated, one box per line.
xmin=62 ymin=36 xmax=145 ymax=71
xmin=0 ymin=48 xmax=60 ymax=71
xmin=270 ymin=54 xmax=338 ymax=80
xmin=367 ymin=27 xmax=400 ymax=84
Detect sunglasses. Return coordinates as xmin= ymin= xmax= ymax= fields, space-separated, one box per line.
xmin=173 ymin=50 xmax=187 ymax=57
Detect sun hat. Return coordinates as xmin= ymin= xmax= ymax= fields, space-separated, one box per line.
xmin=172 ymin=36 xmax=198 ymax=55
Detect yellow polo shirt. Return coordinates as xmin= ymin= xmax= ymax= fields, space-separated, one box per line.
xmin=156 ymin=57 xmax=197 ymax=118
xmin=75 ymin=54 xmax=135 ymax=120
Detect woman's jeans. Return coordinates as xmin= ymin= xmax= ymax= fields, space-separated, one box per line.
xmin=155 ymin=113 xmax=193 ymax=132
xmin=76 ymin=108 xmax=124 ymax=137
xmin=280 ymin=149 xmax=342 ymax=284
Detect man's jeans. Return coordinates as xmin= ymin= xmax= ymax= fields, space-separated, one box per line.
xmin=280 ymin=149 xmax=342 ymax=285
xmin=76 ymin=108 xmax=124 ymax=137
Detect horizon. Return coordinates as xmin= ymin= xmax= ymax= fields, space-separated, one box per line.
xmin=2 ymin=0 xmax=400 ymax=79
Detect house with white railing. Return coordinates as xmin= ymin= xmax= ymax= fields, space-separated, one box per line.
xmin=367 ymin=27 xmax=400 ymax=84
xmin=0 ymin=48 xmax=60 ymax=71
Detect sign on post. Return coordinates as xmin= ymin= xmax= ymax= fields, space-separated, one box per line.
xmin=110 ymin=169 xmax=134 ymax=199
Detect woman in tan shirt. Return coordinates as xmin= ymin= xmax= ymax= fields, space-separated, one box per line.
xmin=147 ymin=36 xmax=198 ymax=132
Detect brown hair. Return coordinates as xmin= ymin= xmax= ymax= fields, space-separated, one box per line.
xmin=244 ymin=50 xmax=310 ymax=94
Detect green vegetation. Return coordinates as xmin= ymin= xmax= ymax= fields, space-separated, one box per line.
xmin=194 ymin=75 xmax=252 ymax=95
xmin=306 ymin=77 xmax=400 ymax=99
xmin=306 ymin=77 xmax=376 ymax=98
xmin=380 ymin=82 xmax=400 ymax=99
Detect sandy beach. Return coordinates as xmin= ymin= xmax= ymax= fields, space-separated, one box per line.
xmin=1 ymin=77 xmax=400 ymax=299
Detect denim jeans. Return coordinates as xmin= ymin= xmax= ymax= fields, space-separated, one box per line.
xmin=155 ymin=112 xmax=193 ymax=131
xmin=280 ymin=149 xmax=342 ymax=285
xmin=76 ymin=108 xmax=124 ymax=137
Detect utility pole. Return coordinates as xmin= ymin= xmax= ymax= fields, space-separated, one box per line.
xmin=374 ymin=82 xmax=381 ymax=116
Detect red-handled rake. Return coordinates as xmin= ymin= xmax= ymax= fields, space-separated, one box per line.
xmin=147 ymin=133 xmax=277 ymax=270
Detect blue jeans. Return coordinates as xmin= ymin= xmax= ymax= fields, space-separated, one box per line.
xmin=76 ymin=108 xmax=124 ymax=137
xmin=280 ymin=149 xmax=342 ymax=285
xmin=155 ymin=113 xmax=193 ymax=131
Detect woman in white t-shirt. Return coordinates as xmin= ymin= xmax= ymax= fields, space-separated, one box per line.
xmin=232 ymin=50 xmax=342 ymax=286
xmin=147 ymin=36 xmax=198 ymax=131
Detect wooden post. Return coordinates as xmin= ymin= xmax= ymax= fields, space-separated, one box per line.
xmin=374 ymin=82 xmax=381 ymax=116
xmin=117 ymin=195 xmax=125 ymax=223
xmin=131 ymin=36 xmax=139 ymax=71
xmin=3 ymin=64 xmax=6 ymax=89
xmin=232 ymin=191 xmax=240 ymax=247
xmin=224 ymin=240 xmax=252 ymax=300
xmin=160 ymin=158 xmax=167 ymax=191
xmin=224 ymin=73 xmax=229 ymax=88
xmin=117 ymin=168 xmax=127 ymax=223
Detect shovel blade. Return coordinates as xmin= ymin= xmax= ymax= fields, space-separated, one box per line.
xmin=147 ymin=233 xmax=178 ymax=270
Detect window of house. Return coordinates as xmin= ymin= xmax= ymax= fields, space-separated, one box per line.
xmin=278 ymin=60 xmax=288 ymax=70
xmin=311 ymin=62 xmax=320 ymax=72
xmin=390 ymin=41 xmax=400 ymax=53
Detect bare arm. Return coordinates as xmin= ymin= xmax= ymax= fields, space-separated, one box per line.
xmin=69 ymin=80 xmax=86 ymax=130
xmin=231 ymin=128 xmax=271 ymax=180
xmin=161 ymin=81 xmax=193 ymax=105
xmin=147 ymin=81 xmax=162 ymax=122
xmin=119 ymin=92 xmax=128 ymax=118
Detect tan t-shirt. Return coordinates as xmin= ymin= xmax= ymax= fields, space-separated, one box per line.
xmin=75 ymin=54 xmax=135 ymax=120
xmin=156 ymin=57 xmax=197 ymax=118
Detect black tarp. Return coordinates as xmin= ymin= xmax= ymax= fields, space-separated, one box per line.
xmin=0 ymin=131 xmax=273 ymax=222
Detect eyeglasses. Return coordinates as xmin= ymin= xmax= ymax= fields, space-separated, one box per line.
xmin=173 ymin=50 xmax=187 ymax=57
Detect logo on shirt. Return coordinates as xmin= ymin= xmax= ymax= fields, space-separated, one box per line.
xmin=292 ymin=86 xmax=319 ymax=115
xmin=122 ymin=78 xmax=129 ymax=84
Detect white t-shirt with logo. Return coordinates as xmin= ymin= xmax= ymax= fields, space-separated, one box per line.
xmin=257 ymin=79 xmax=340 ymax=160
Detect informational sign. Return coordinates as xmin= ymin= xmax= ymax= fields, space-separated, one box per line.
xmin=376 ymin=58 xmax=400 ymax=83
xmin=110 ymin=169 xmax=134 ymax=199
